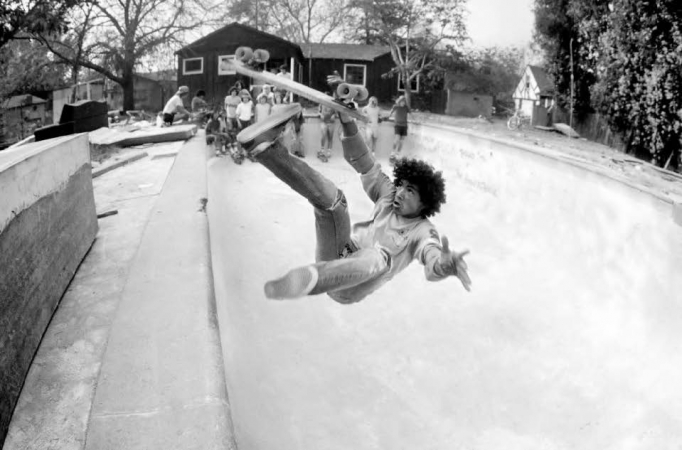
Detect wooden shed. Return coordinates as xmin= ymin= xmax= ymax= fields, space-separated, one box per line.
xmin=512 ymin=65 xmax=555 ymax=126
xmin=299 ymin=43 xmax=394 ymax=103
xmin=176 ymin=22 xmax=305 ymax=107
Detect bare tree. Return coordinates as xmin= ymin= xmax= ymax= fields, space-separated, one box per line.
xmin=35 ymin=0 xmax=215 ymax=110
xmin=224 ymin=0 xmax=351 ymax=43
xmin=350 ymin=0 xmax=468 ymax=106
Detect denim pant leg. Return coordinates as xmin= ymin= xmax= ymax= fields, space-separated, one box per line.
xmin=313 ymin=190 xmax=353 ymax=262
xmin=309 ymin=248 xmax=390 ymax=300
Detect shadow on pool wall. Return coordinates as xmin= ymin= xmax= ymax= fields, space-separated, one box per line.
xmin=207 ymin=118 xmax=682 ymax=450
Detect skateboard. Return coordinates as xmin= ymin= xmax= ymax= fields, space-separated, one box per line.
xmin=225 ymin=47 xmax=369 ymax=123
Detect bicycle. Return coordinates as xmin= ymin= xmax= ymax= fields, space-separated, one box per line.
xmin=506 ymin=109 xmax=531 ymax=130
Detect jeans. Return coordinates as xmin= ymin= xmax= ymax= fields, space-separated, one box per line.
xmin=256 ymin=129 xmax=387 ymax=302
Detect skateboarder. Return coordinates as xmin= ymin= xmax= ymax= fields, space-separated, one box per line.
xmin=236 ymin=103 xmax=471 ymax=304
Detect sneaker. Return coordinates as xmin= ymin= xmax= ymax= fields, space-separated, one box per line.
xmin=264 ymin=266 xmax=318 ymax=299
xmin=237 ymin=104 xmax=302 ymax=156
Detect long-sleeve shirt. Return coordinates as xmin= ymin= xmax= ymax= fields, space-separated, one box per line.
xmin=331 ymin=162 xmax=445 ymax=302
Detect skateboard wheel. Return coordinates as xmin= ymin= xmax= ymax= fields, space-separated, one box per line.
xmin=336 ymin=83 xmax=356 ymax=99
xmin=253 ymin=49 xmax=270 ymax=63
xmin=235 ymin=46 xmax=253 ymax=62
xmin=354 ymin=86 xmax=369 ymax=102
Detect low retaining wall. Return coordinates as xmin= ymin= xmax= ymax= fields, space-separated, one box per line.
xmin=0 ymin=134 xmax=97 ymax=446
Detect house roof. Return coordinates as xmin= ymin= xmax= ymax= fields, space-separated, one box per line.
xmin=528 ymin=65 xmax=554 ymax=96
xmin=1 ymin=94 xmax=47 ymax=110
xmin=299 ymin=43 xmax=391 ymax=61
xmin=177 ymin=22 xmax=299 ymax=54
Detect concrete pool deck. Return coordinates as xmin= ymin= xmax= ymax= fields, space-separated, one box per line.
xmin=3 ymin=117 xmax=682 ymax=450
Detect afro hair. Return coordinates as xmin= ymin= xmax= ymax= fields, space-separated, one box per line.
xmin=392 ymin=158 xmax=446 ymax=218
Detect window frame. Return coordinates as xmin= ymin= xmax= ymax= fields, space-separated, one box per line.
xmin=183 ymin=57 xmax=204 ymax=75
xmin=217 ymin=54 xmax=236 ymax=75
xmin=397 ymin=73 xmax=420 ymax=93
xmin=343 ymin=63 xmax=367 ymax=86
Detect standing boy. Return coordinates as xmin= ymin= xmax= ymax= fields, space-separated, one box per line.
xmin=387 ymin=96 xmax=410 ymax=163
xmin=318 ymin=101 xmax=336 ymax=162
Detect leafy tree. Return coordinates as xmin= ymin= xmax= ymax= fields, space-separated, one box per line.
xmin=580 ymin=0 xmax=682 ymax=167
xmin=35 ymin=0 xmax=211 ymax=110
xmin=533 ymin=0 xmax=597 ymax=119
xmin=347 ymin=0 xmax=468 ymax=107
xmin=0 ymin=39 xmax=69 ymax=100
xmin=0 ymin=0 xmax=84 ymax=49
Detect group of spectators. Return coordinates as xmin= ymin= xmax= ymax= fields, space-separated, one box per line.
xmin=160 ymin=67 xmax=411 ymax=162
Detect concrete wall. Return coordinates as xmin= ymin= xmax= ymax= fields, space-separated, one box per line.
xmin=207 ymin=121 xmax=682 ymax=450
xmin=0 ymin=134 xmax=97 ymax=446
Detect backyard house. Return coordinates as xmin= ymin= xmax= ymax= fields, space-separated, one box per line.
xmin=176 ymin=23 xmax=398 ymax=106
xmin=513 ymin=65 xmax=555 ymax=126
xmin=299 ymin=43 xmax=395 ymax=101
xmin=52 ymin=71 xmax=175 ymax=121
xmin=106 ymin=71 xmax=177 ymax=113
xmin=176 ymin=22 xmax=305 ymax=106
xmin=0 ymin=94 xmax=49 ymax=146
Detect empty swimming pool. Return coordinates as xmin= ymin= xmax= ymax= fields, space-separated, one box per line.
xmin=207 ymin=119 xmax=682 ymax=450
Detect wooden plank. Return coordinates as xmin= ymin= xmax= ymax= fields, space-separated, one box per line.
xmin=553 ymin=122 xmax=581 ymax=138
xmin=88 ymin=124 xmax=197 ymax=147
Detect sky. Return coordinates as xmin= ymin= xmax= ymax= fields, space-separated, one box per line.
xmin=465 ymin=0 xmax=536 ymax=48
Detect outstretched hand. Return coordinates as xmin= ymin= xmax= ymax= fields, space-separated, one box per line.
xmin=440 ymin=236 xmax=471 ymax=292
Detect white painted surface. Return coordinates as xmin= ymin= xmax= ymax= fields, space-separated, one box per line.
xmin=0 ymin=134 xmax=91 ymax=233
xmin=207 ymin=122 xmax=682 ymax=450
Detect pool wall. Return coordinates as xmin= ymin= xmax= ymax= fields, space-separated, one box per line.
xmin=207 ymin=119 xmax=682 ymax=450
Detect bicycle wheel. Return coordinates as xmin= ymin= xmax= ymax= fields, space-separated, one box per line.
xmin=507 ymin=115 xmax=521 ymax=130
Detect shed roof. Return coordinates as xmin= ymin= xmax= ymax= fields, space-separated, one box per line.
xmin=177 ymin=22 xmax=301 ymax=54
xmin=528 ymin=65 xmax=554 ymax=96
xmin=299 ymin=43 xmax=391 ymax=61
xmin=1 ymin=94 xmax=47 ymax=110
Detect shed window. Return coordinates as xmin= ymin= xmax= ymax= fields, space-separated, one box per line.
xmin=343 ymin=64 xmax=366 ymax=86
xmin=398 ymin=74 xmax=420 ymax=93
xmin=183 ymin=57 xmax=203 ymax=75
xmin=218 ymin=55 xmax=235 ymax=75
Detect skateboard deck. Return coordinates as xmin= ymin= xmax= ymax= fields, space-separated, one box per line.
xmin=225 ymin=58 xmax=369 ymax=123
